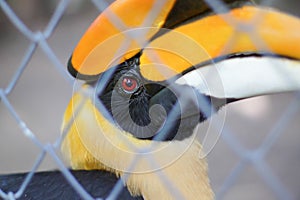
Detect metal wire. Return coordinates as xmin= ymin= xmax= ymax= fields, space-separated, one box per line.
xmin=0 ymin=0 xmax=299 ymax=200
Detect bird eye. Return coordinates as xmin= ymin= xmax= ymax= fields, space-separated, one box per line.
xmin=121 ymin=76 xmax=139 ymax=94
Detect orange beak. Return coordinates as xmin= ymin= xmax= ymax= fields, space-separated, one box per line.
xmin=67 ymin=1 xmax=300 ymax=84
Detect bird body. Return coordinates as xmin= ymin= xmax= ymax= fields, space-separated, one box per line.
xmin=62 ymin=0 xmax=300 ymax=199
xmin=1 ymin=0 xmax=300 ymax=199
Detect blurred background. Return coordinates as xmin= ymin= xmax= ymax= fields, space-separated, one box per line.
xmin=0 ymin=0 xmax=299 ymax=199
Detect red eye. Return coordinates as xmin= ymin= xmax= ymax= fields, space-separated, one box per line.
xmin=121 ymin=76 xmax=138 ymax=93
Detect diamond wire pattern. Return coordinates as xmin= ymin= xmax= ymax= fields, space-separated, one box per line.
xmin=0 ymin=0 xmax=299 ymax=200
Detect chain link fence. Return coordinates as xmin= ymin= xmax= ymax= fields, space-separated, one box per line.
xmin=0 ymin=0 xmax=300 ymax=199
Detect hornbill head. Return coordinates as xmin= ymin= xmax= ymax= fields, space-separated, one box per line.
xmin=61 ymin=0 xmax=300 ymax=199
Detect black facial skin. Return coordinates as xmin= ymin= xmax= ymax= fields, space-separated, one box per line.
xmin=95 ymin=53 xmax=217 ymax=141
xmin=71 ymin=52 xmax=271 ymax=141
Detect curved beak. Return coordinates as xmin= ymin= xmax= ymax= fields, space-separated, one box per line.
xmin=176 ymin=55 xmax=300 ymax=99
xmin=138 ymin=6 xmax=300 ymax=100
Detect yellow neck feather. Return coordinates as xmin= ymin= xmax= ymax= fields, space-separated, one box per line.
xmin=61 ymin=91 xmax=214 ymax=199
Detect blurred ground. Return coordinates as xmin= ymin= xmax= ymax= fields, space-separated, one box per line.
xmin=0 ymin=0 xmax=299 ymax=199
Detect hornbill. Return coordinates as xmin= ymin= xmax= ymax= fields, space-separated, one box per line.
xmin=1 ymin=0 xmax=300 ymax=199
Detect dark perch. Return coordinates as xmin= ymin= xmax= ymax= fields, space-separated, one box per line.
xmin=0 ymin=170 xmax=143 ymax=200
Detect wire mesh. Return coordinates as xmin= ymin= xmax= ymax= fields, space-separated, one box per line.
xmin=0 ymin=0 xmax=300 ymax=200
